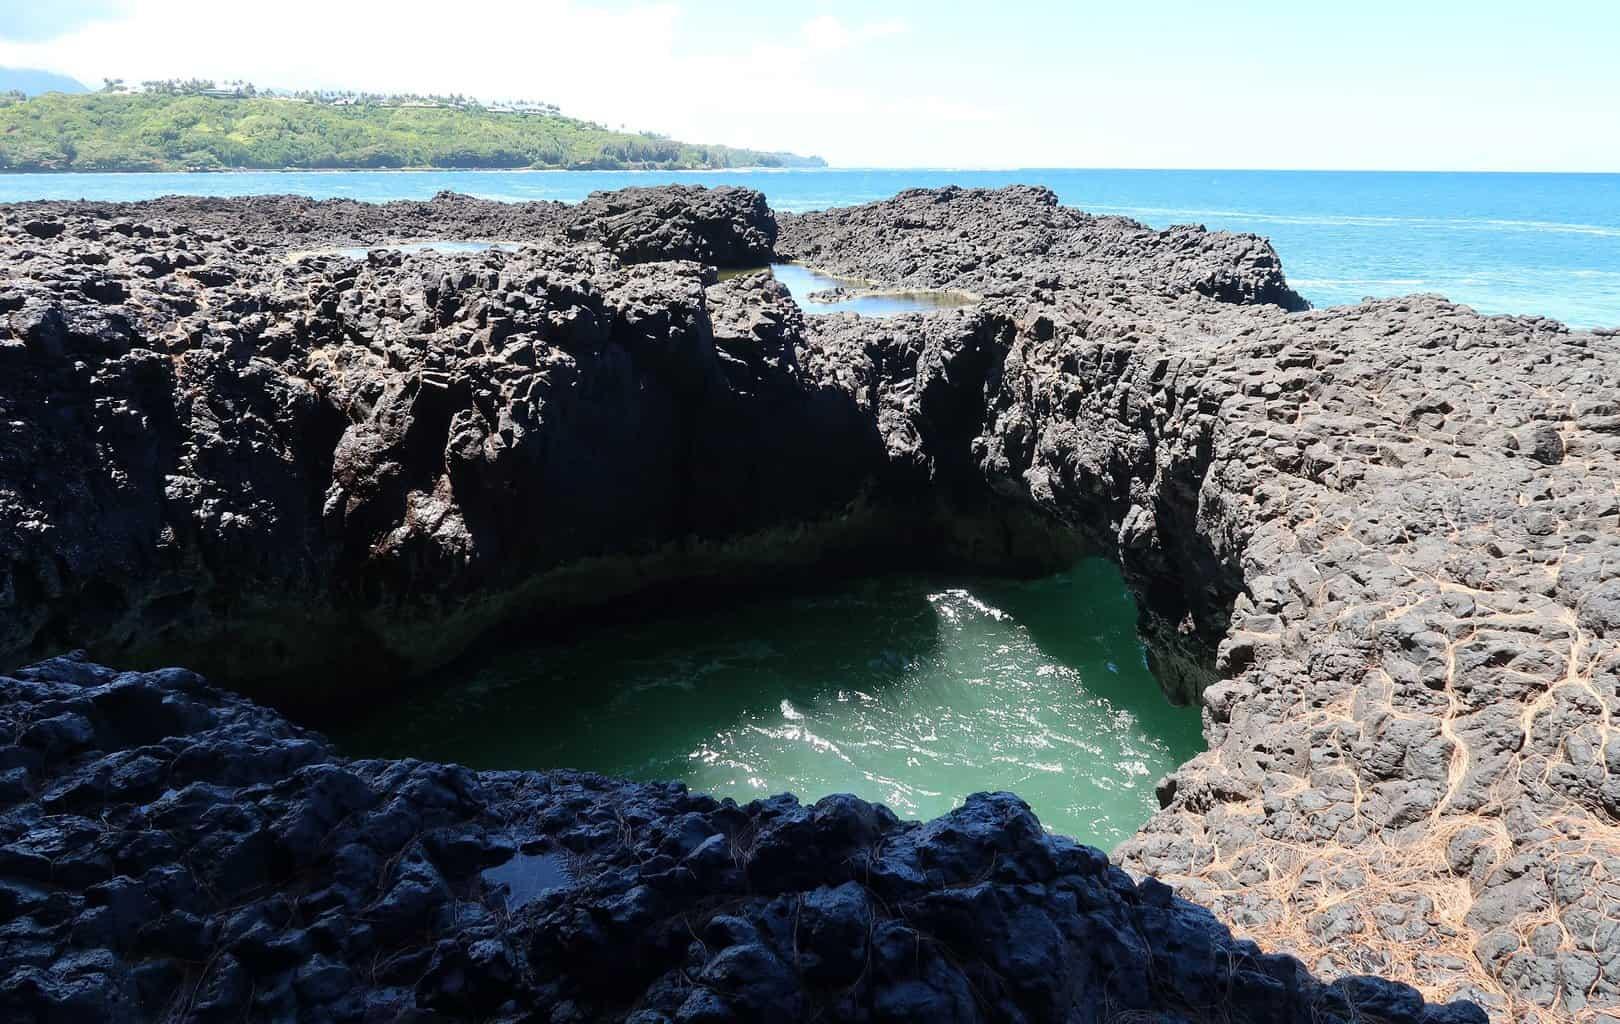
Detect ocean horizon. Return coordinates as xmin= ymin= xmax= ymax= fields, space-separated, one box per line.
xmin=4 ymin=167 xmax=1616 ymax=329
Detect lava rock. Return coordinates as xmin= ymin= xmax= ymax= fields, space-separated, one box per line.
xmin=566 ymin=184 xmax=776 ymax=266
xmin=4 ymin=182 xmax=1609 ymax=1022
xmin=0 ymin=654 xmax=1482 ymax=1022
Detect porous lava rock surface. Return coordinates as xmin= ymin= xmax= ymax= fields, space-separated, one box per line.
xmin=3 ymin=183 xmax=1617 ymax=1021
xmin=788 ymin=188 xmax=1620 ymax=1022
xmin=0 ymin=184 xmax=776 ymax=263
xmin=776 ymin=185 xmax=1310 ymax=311
xmin=565 ymin=185 xmax=777 ymax=267
xmin=0 ymin=653 xmax=1484 ymax=1023
xmin=0 ymin=187 xmax=923 ymax=696
xmin=1 ymin=190 xmax=572 ymax=253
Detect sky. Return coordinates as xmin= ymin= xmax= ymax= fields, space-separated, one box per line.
xmin=1 ymin=0 xmax=1617 ymax=171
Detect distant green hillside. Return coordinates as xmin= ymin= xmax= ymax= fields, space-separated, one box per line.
xmin=0 ymin=91 xmax=824 ymax=172
xmin=0 ymin=67 xmax=89 ymax=96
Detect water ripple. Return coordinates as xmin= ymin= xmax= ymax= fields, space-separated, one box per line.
xmin=336 ymin=561 xmax=1211 ymax=848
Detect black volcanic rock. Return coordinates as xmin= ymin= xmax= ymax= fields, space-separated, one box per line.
xmin=22 ymin=219 xmax=65 ymax=240
xmin=3 ymin=190 xmax=571 ymax=251
xmin=566 ymin=184 xmax=778 ymax=266
xmin=783 ymin=192 xmax=1620 ymax=1024
xmin=4 ymin=184 xmax=1617 ymax=1022
xmin=0 ymin=183 xmax=776 ymax=263
xmin=0 ymin=217 xmax=907 ymax=696
xmin=0 ymin=654 xmax=1482 ymax=1024
xmin=777 ymin=185 xmax=1309 ymax=311
xmin=0 ymin=187 xmax=1091 ymax=698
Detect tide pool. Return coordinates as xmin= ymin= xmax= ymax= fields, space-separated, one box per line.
xmin=335 ymin=560 xmax=1203 ymax=849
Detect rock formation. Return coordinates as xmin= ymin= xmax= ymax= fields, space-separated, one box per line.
xmin=0 ymin=653 xmax=1483 ymax=1023
xmin=3 ymin=182 xmax=1616 ymax=1021
xmin=0 ymin=188 xmax=906 ymax=698
xmin=777 ymin=185 xmax=1310 ymax=312
xmin=784 ymin=189 xmax=1620 ymax=1022
xmin=566 ymin=185 xmax=777 ymax=266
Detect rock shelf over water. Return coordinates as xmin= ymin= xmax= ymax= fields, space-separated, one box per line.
xmin=1 ymin=182 xmax=1616 ymax=1021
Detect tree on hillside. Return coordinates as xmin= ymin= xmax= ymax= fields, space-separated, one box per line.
xmin=0 ymin=90 xmax=827 ymax=171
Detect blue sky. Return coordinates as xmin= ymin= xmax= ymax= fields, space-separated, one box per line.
xmin=2 ymin=1 xmax=1616 ymax=171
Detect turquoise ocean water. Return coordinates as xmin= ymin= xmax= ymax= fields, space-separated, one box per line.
xmin=3 ymin=168 xmax=1616 ymax=328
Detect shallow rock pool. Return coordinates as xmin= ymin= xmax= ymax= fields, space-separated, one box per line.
xmin=729 ymin=263 xmax=978 ymax=316
xmin=335 ymin=559 xmax=1203 ymax=848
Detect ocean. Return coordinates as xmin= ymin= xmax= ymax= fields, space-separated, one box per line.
xmin=2 ymin=168 xmax=1615 ymax=328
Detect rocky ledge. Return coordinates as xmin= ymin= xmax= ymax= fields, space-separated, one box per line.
xmin=2 ymin=183 xmax=1617 ymax=1021
xmin=776 ymin=185 xmax=1310 ymax=311
xmin=0 ymin=653 xmax=1481 ymax=1023
xmin=785 ymin=190 xmax=1620 ymax=1022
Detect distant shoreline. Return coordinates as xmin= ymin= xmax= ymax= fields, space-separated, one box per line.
xmin=0 ymin=165 xmax=819 ymax=176
xmin=4 ymin=167 xmax=1615 ymax=177
xmin=0 ymin=92 xmax=825 ymax=174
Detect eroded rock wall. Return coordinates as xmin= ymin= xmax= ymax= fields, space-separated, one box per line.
xmin=786 ymin=188 xmax=1620 ymax=1021
xmin=5 ymin=183 xmax=1616 ymax=1021
xmin=777 ymin=185 xmax=1309 ymax=311
xmin=0 ymin=192 xmax=984 ymax=696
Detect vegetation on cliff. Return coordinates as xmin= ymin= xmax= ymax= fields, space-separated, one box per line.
xmin=0 ymin=89 xmax=824 ymax=172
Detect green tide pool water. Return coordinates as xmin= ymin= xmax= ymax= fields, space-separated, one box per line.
xmin=335 ymin=559 xmax=1204 ymax=848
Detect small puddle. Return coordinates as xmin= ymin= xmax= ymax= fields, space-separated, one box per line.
xmin=481 ymin=848 xmax=573 ymax=911
xmin=724 ymin=263 xmax=977 ymax=317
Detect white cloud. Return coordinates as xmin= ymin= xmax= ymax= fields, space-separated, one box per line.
xmin=1 ymin=2 xmax=1615 ymax=170
xmin=0 ymin=1 xmax=683 ymax=107
xmin=800 ymin=14 xmax=906 ymax=51
xmin=0 ymin=1 xmax=971 ymax=164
